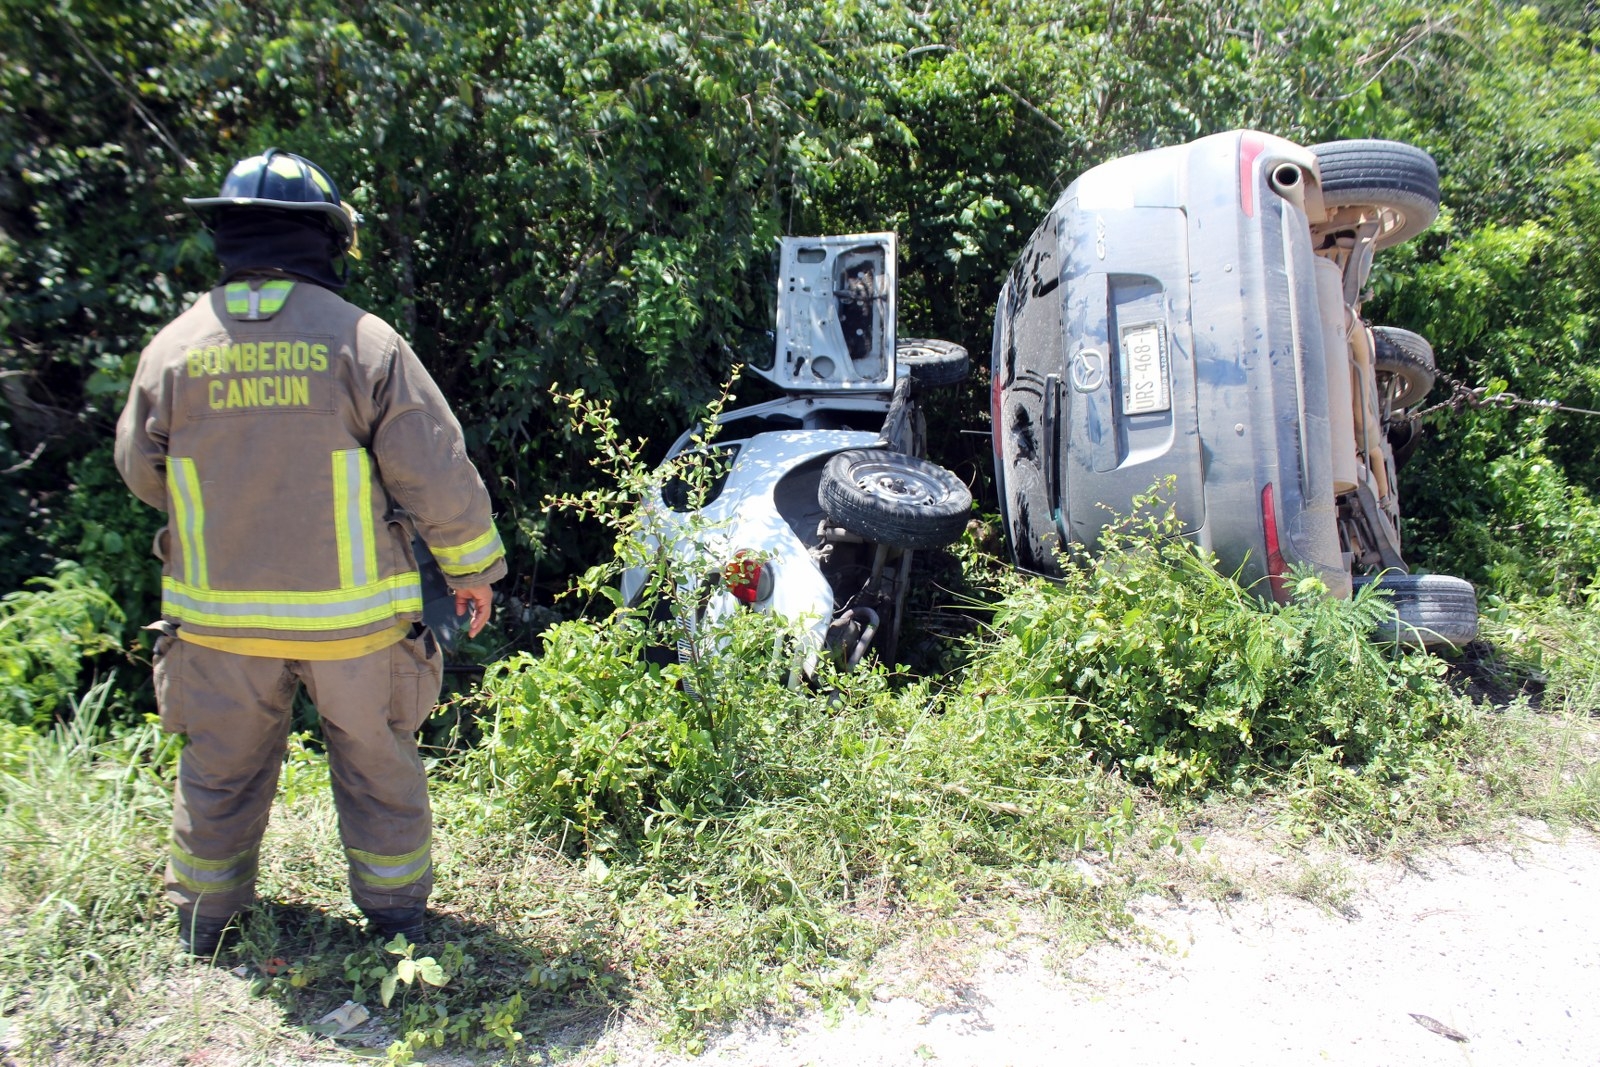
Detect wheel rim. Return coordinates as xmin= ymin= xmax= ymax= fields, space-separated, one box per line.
xmin=1375 ymin=362 xmax=1433 ymax=408
xmin=1322 ymin=194 xmax=1435 ymax=249
xmin=1360 ymin=203 xmax=1411 ymax=245
xmin=1377 ymin=370 xmax=1412 ymax=407
xmin=851 ymin=458 xmax=948 ymax=505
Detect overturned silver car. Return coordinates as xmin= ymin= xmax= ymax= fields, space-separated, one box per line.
xmin=621 ymin=233 xmax=973 ymax=674
xmin=990 ymin=131 xmax=1477 ymax=648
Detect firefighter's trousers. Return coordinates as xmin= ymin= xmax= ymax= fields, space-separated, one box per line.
xmin=153 ymin=627 xmax=444 ymax=919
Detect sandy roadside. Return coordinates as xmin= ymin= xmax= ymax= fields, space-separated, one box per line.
xmin=579 ymin=821 xmax=1599 ymax=1067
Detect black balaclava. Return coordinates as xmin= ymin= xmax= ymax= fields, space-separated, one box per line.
xmin=213 ymin=209 xmax=347 ymax=291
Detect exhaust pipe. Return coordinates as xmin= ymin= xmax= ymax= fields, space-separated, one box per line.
xmin=1268 ymin=162 xmax=1308 ymax=213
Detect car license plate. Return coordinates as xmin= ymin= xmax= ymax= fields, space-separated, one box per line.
xmin=1120 ymin=323 xmax=1169 ymax=415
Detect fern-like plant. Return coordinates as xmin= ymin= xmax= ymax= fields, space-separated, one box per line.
xmin=0 ymin=563 xmax=124 ymax=727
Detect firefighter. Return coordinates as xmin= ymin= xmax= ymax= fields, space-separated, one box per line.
xmin=115 ymin=149 xmax=506 ymax=955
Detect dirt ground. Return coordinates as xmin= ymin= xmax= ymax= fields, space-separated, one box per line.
xmin=575 ymin=819 xmax=1599 ymax=1067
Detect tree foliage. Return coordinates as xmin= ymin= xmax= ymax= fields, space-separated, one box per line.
xmin=1359 ymin=7 xmax=1600 ymax=598
xmin=3 ymin=0 xmax=1599 ymax=653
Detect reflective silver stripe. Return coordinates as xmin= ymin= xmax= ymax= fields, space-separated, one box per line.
xmin=168 ymin=458 xmax=207 ymax=588
xmin=334 ymin=449 xmax=376 ymax=588
xmin=257 ymin=279 xmax=294 ymax=315
xmin=434 ymin=530 xmax=506 ymax=576
xmin=170 ymin=846 xmax=257 ymax=894
xmin=347 ymin=840 xmax=431 ymax=888
xmin=161 ymin=574 xmax=421 ymax=632
xmin=224 ymin=279 xmax=295 ymax=320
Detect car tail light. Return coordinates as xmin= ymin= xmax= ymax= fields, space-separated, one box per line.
xmin=1239 ymin=131 xmax=1268 ymax=218
xmin=1260 ymin=484 xmax=1289 ymax=604
xmin=723 ymin=552 xmax=772 ymax=605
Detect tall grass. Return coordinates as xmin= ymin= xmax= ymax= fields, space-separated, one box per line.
xmin=0 ymin=681 xmax=177 ymax=1059
xmin=2 ymin=491 xmax=1594 ymax=1060
xmin=462 ymin=605 xmax=1143 ymax=1041
xmin=1458 ymin=600 xmax=1600 ymax=828
xmin=452 ymin=498 xmax=1528 ymax=1035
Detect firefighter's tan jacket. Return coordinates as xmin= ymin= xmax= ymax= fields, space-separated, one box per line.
xmin=116 ymin=277 xmax=506 ymax=658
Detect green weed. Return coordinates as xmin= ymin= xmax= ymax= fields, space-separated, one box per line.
xmin=0 ymin=563 xmax=125 ymax=727
xmin=966 ymin=495 xmax=1455 ymax=785
xmin=0 ymin=688 xmax=178 ymax=1061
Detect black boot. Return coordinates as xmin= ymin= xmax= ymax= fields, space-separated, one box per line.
xmin=177 ymin=908 xmax=237 ymax=957
xmin=362 ymin=905 xmax=427 ymax=943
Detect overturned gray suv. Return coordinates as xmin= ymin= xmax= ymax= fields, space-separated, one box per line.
xmin=990 ymin=130 xmax=1477 ymax=648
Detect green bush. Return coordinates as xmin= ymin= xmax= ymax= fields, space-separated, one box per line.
xmin=460 ymin=581 xmax=1134 ymax=1032
xmin=469 ymin=609 xmax=809 ymax=844
xmin=960 ymin=495 xmax=1458 ymax=798
xmin=0 ymin=563 xmax=125 ymax=727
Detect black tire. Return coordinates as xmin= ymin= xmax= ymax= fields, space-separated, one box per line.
xmin=1371 ymin=325 xmax=1438 ymax=408
xmin=819 ymin=449 xmax=972 ymax=549
xmin=999 ymin=457 xmax=1060 ymax=575
xmin=1311 ymin=139 xmax=1440 ymax=249
xmin=1354 ymin=573 xmax=1479 ymax=650
xmin=897 ymin=338 xmax=970 ymax=388
xmin=1387 ymin=414 xmax=1423 ymax=470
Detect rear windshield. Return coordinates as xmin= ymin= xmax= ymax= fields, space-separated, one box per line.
xmin=661 ymin=444 xmax=741 ymax=513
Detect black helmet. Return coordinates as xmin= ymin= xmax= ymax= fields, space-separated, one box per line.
xmin=184 ymin=149 xmax=360 ymax=256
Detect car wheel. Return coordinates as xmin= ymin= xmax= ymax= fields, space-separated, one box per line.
xmin=1371 ymin=325 xmax=1438 ymax=408
xmin=819 ymin=449 xmax=972 ymax=549
xmin=1354 ymin=573 xmax=1479 ymax=650
xmin=897 ymin=338 xmax=970 ymax=388
xmin=1387 ymin=414 xmax=1424 ymax=470
xmin=1311 ymin=139 xmax=1440 ymax=249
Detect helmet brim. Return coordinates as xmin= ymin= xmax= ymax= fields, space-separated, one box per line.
xmin=183 ymin=196 xmax=354 ymax=240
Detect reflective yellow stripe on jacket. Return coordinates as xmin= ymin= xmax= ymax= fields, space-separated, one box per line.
xmin=160 ymin=450 xmax=421 ymax=634
xmin=429 ymin=525 xmax=506 ymax=579
xmin=179 ymin=622 xmax=409 ymax=661
xmin=332 ymin=449 xmax=379 ymax=588
xmin=224 ymin=279 xmax=295 ymax=321
xmin=168 ymin=458 xmax=209 ymax=588
xmin=162 ymin=574 xmax=422 ymax=631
